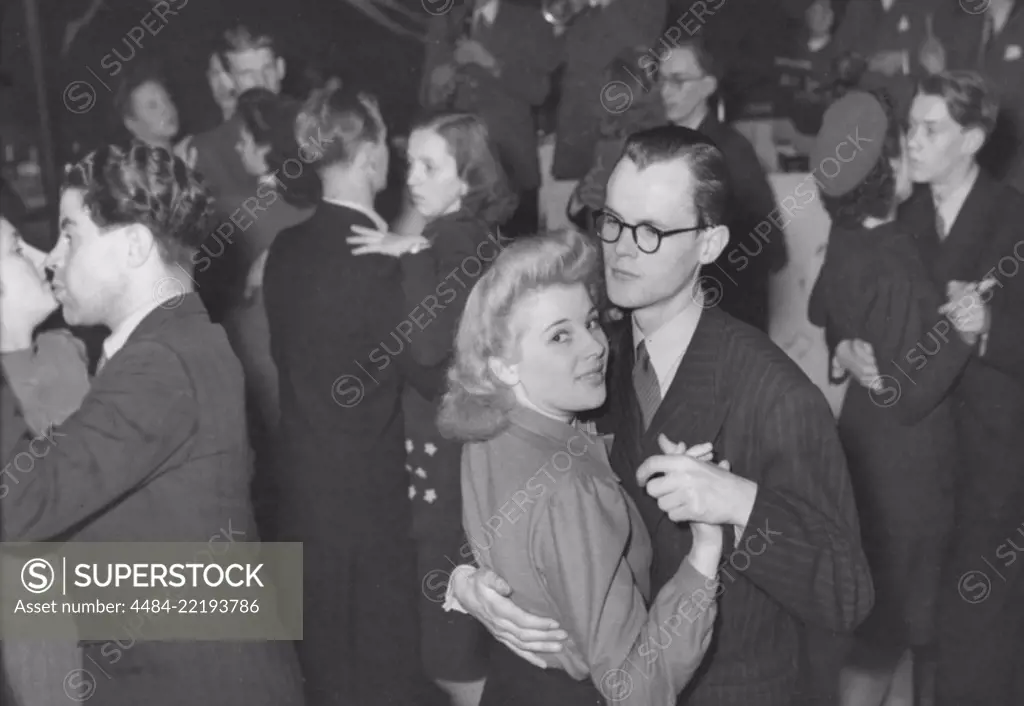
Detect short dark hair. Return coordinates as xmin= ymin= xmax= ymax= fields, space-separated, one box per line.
xmin=113 ymin=63 xmax=171 ymax=120
xmin=63 ymin=144 xmax=214 ymax=270
xmin=295 ymin=83 xmax=384 ymax=170
xmin=665 ymin=36 xmax=723 ymax=81
xmin=412 ymin=113 xmax=517 ymax=225
xmin=236 ymin=88 xmax=300 ymax=158
xmin=621 ymin=125 xmax=730 ymax=227
xmin=218 ymin=24 xmax=277 ymax=60
xmin=235 ymin=88 xmax=320 ymax=206
xmin=917 ymin=70 xmax=999 ymax=136
xmin=820 ymin=89 xmax=902 ymax=229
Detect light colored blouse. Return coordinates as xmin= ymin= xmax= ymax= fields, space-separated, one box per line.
xmin=462 ymin=405 xmax=719 ymax=705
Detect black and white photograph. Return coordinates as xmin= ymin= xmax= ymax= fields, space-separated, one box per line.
xmin=1 ymin=0 xmax=1023 ymax=704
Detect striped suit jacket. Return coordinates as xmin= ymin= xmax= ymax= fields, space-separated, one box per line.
xmin=603 ymin=306 xmax=874 ymax=706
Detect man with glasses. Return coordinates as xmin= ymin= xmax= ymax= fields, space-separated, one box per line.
xmin=446 ymin=125 xmax=872 ymax=706
xmin=659 ymin=39 xmax=788 ymax=333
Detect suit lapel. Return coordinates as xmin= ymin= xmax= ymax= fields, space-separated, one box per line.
xmin=645 ymin=308 xmax=729 ymax=448
xmin=934 ymin=172 xmax=1000 ymax=283
xmin=607 ymin=308 xmax=732 ymax=539
xmin=643 ymin=308 xmax=731 ymax=543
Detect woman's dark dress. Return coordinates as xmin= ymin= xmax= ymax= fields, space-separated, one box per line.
xmin=809 ymin=221 xmax=970 ymax=647
xmin=401 ymin=210 xmax=499 ymax=681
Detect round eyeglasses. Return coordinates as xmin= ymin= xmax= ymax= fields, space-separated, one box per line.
xmin=594 ymin=209 xmax=707 ymax=254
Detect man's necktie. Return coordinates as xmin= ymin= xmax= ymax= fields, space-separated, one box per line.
xmin=633 ymin=341 xmax=662 ymax=430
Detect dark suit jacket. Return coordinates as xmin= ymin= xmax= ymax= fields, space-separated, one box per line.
xmin=899 ymin=173 xmax=1024 ymax=514
xmin=264 ymin=202 xmax=443 ymax=535
xmin=603 ymin=308 xmax=874 ymax=706
xmin=554 ymin=0 xmax=667 ymax=180
xmin=700 ymin=114 xmax=788 ymax=333
xmin=421 ymin=1 xmax=561 ymax=192
xmin=0 ymin=294 xmax=304 ymax=706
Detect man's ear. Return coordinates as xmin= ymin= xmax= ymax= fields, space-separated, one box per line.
xmin=702 ymin=75 xmax=719 ymax=102
xmin=123 ymin=223 xmax=157 ymax=268
xmin=962 ymin=125 xmax=986 ymax=159
xmin=698 ymin=225 xmax=729 ymax=265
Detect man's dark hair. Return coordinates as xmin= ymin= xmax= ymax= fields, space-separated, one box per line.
xmin=218 ymin=24 xmax=277 ymax=61
xmin=621 ymin=125 xmax=730 ymax=227
xmin=235 ymin=88 xmax=320 ymax=206
xmin=667 ymin=36 xmax=723 ymax=81
xmin=112 ymin=63 xmax=172 ymax=121
xmin=819 ymin=89 xmax=902 ymax=229
xmin=63 ymin=144 xmax=214 ymax=270
xmin=917 ymin=70 xmax=999 ymax=136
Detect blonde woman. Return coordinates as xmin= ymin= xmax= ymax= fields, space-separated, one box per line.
xmin=438 ymin=229 xmax=724 ymax=706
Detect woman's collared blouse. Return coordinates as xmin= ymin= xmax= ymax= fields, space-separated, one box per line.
xmin=462 ymin=405 xmax=718 ymax=705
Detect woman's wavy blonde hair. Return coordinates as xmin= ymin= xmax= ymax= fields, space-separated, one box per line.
xmin=437 ymin=229 xmax=602 ymax=443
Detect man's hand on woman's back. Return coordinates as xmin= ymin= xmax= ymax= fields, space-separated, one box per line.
xmin=451 ymin=566 xmax=568 ymax=668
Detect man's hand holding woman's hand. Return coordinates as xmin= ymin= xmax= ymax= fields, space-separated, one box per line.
xmin=835 ymin=339 xmax=878 ymax=388
xmin=451 ymin=567 xmax=568 ymax=668
xmin=643 ymin=435 xmax=725 ymax=578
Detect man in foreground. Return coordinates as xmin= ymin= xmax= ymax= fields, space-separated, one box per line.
xmin=447 ymin=126 xmax=873 ymax=706
xmin=1 ymin=143 xmax=304 ymax=706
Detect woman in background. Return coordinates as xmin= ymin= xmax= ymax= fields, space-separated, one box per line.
xmin=0 ymin=214 xmax=90 ymax=706
xmin=220 ymin=88 xmax=316 ymax=540
xmin=346 ymin=112 xmax=515 ymax=706
xmin=808 ymin=90 xmax=969 ymax=706
xmin=437 ymin=229 xmax=723 ymax=706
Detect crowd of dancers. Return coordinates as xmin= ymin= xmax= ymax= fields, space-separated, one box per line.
xmin=2 ymin=2 xmax=1024 ymax=706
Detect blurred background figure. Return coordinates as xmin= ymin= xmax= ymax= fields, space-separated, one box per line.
xmin=420 ymin=0 xmax=561 ymax=238
xmin=828 ymin=0 xmax=936 ymax=115
xmin=220 ymin=87 xmax=316 ymax=542
xmin=553 ymin=0 xmax=666 ymax=184
xmin=113 ymin=65 xmax=181 ymax=150
xmin=659 ymin=38 xmax=788 ymax=333
xmin=773 ymin=0 xmax=841 ymax=151
xmin=930 ymin=0 xmax=1024 ymax=192
xmin=567 ymin=43 xmax=663 ymax=232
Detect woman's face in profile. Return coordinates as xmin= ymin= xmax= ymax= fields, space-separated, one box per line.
xmin=0 ymin=217 xmax=58 ymax=334
xmin=236 ymin=126 xmax=270 ymax=177
xmin=406 ymin=128 xmax=467 ymax=220
xmin=492 ymin=283 xmax=609 ymax=420
xmin=892 ymin=134 xmax=914 ymax=204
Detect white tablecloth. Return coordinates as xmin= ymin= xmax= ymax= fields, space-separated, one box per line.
xmin=537 ymin=153 xmax=845 ymax=415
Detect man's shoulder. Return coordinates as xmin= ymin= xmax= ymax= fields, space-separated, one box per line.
xmin=117 ymin=298 xmax=237 ymax=378
xmin=717 ymin=313 xmax=821 ymax=403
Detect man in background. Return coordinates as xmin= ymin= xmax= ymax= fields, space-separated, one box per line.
xmin=263 ymin=83 xmax=441 ymax=706
xmin=659 ymin=39 xmax=787 ymax=332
